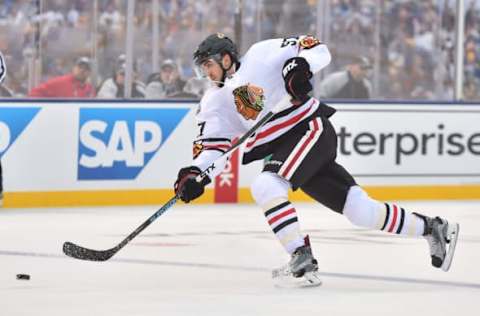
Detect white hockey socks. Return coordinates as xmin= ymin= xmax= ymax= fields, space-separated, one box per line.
xmin=379 ymin=202 xmax=425 ymax=236
xmin=251 ymin=172 xmax=305 ymax=254
xmin=263 ymin=199 xmax=305 ymax=254
xmin=343 ymin=186 xmax=425 ymax=237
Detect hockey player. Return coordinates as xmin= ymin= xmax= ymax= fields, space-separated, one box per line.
xmin=173 ymin=33 xmax=459 ymax=284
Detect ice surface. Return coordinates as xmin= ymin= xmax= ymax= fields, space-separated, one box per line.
xmin=1 ymin=201 xmax=479 ymax=315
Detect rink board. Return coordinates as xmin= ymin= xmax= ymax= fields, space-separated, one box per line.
xmin=0 ymin=100 xmax=479 ymax=207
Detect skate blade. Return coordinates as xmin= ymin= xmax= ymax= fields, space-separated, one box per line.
xmin=272 ymin=270 xmax=322 ymax=288
xmin=441 ymin=222 xmax=460 ymax=272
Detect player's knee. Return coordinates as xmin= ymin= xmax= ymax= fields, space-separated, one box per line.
xmin=251 ymin=172 xmax=290 ymax=207
xmin=342 ymin=186 xmax=382 ymax=228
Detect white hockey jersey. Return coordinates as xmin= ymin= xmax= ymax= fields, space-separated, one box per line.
xmin=192 ymin=35 xmax=331 ymax=177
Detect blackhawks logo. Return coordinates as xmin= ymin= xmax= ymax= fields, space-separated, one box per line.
xmin=232 ymin=84 xmax=265 ymax=120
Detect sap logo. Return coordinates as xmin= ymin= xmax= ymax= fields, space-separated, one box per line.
xmin=0 ymin=107 xmax=41 ymax=158
xmin=78 ymin=108 xmax=189 ymax=180
xmin=80 ymin=121 xmax=161 ymax=167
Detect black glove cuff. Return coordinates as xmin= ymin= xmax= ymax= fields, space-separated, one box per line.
xmin=177 ymin=166 xmax=201 ymax=178
xmin=282 ymin=57 xmax=313 ymax=102
xmin=177 ymin=166 xmax=211 ymax=186
xmin=282 ymin=57 xmax=312 ymax=81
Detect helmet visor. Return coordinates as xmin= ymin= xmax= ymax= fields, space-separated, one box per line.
xmin=193 ymin=54 xmax=223 ymax=79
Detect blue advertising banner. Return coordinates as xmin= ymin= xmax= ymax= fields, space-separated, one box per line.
xmin=0 ymin=107 xmax=41 ymax=158
xmin=77 ymin=107 xmax=189 ymax=180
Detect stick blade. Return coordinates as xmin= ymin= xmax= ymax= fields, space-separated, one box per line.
xmin=63 ymin=241 xmax=116 ymax=262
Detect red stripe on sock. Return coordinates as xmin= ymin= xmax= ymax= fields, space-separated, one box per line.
xmin=388 ymin=204 xmax=398 ymax=233
xmin=268 ymin=208 xmax=295 ymax=225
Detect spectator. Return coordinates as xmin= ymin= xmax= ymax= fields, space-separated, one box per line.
xmin=464 ymin=78 xmax=479 ymax=100
xmin=145 ymin=59 xmax=186 ymax=99
xmin=97 ymin=63 xmax=145 ymax=98
xmin=165 ymin=77 xmax=210 ymax=99
xmin=0 ymin=51 xmax=12 ymax=97
xmin=0 ymin=83 xmax=13 ymax=98
xmin=1 ymin=0 xmax=480 ymax=100
xmin=181 ymin=77 xmax=211 ymax=98
xmin=318 ymin=56 xmax=372 ymax=99
xmin=28 ymin=57 xmax=95 ymax=98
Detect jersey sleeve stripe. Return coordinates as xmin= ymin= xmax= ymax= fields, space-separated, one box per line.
xmin=203 ymin=144 xmax=230 ymax=152
xmin=245 ymin=99 xmax=318 ymax=150
xmin=196 ymin=137 xmax=231 ymax=143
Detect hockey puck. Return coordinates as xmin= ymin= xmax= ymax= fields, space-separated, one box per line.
xmin=16 ymin=274 xmax=30 ymax=280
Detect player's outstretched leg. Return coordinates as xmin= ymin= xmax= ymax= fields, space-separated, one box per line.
xmin=251 ymin=172 xmax=321 ymax=286
xmin=342 ymin=186 xmax=459 ymax=271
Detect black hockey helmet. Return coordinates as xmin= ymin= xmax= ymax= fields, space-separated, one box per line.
xmin=193 ymin=33 xmax=239 ymax=66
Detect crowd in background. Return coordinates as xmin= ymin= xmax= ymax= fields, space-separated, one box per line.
xmin=0 ymin=0 xmax=479 ymax=100
xmin=331 ymin=0 xmax=480 ymax=100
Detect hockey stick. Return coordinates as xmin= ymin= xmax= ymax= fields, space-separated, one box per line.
xmin=63 ymin=95 xmax=292 ymax=261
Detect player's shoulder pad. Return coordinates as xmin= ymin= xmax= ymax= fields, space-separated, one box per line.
xmin=197 ymin=86 xmax=228 ymax=116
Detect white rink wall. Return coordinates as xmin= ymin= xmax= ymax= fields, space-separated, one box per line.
xmin=0 ymin=100 xmax=479 ymax=207
xmin=1 ymin=101 xmax=195 ymax=191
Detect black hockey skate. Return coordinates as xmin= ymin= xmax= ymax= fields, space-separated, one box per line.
xmin=272 ymin=236 xmax=322 ymax=287
xmin=421 ymin=215 xmax=459 ymax=271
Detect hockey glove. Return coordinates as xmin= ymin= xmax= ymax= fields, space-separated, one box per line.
xmin=282 ymin=57 xmax=313 ymax=103
xmin=174 ymin=166 xmax=211 ymax=203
